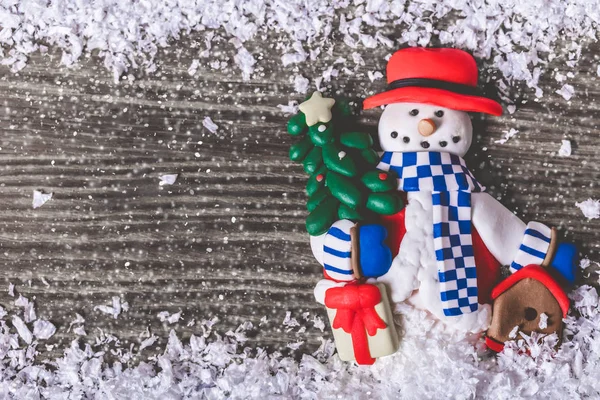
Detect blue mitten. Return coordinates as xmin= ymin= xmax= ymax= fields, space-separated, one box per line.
xmin=550 ymin=243 xmax=578 ymax=285
xmin=358 ymin=224 xmax=393 ymax=278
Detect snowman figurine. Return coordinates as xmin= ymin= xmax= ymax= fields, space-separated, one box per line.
xmin=311 ymin=48 xmax=577 ymax=342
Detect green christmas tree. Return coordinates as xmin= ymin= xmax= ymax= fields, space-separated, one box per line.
xmin=287 ymin=92 xmax=404 ymax=236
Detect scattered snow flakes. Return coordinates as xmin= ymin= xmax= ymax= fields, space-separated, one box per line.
xmin=68 ymin=313 xmax=86 ymax=336
xmin=188 ymin=59 xmax=200 ymax=76
xmin=282 ymin=311 xmax=300 ymax=332
xmin=94 ymin=296 xmax=129 ymax=319
xmin=226 ymin=321 xmax=253 ymax=342
xmin=158 ymin=310 xmax=182 ymax=324
xmin=293 ymin=74 xmax=310 ymax=94
xmin=159 ymin=174 xmax=178 ymax=186
xmin=234 ymin=47 xmax=256 ymax=81
xmin=509 ymin=325 xmax=519 ymax=339
xmin=558 ymin=139 xmax=572 ymax=157
xmin=202 ymin=117 xmax=219 ymax=133
xmin=277 ymin=101 xmax=299 ymax=115
xmin=495 ymin=128 xmax=520 ymax=145
xmin=507 ymin=104 xmax=517 ymax=114
xmin=539 ymin=313 xmax=549 ymax=330
xmin=556 ymin=84 xmax=575 ymax=101
xmin=281 ymin=41 xmax=308 ymax=66
xmin=0 ymin=306 xmax=6 ymax=319
xmin=139 ymin=334 xmax=158 ymax=352
xmin=33 ymin=319 xmax=56 ymax=340
xmin=259 ymin=316 xmax=268 ymax=326
xmin=32 ymin=190 xmax=52 ymax=209
xmin=580 ymin=258 xmax=591 ymax=271
xmin=321 ymin=65 xmax=339 ymax=83
xmin=8 ymin=283 xmax=14 ymax=297
xmin=12 ymin=316 xmax=33 ymax=344
xmin=576 ymin=198 xmax=600 ymax=220
xmin=287 ymin=340 xmax=304 ymax=351
xmin=73 ymin=326 xmax=87 ymax=336
xmin=14 ymin=295 xmax=36 ymax=323
xmin=367 ymin=70 xmax=384 ymax=82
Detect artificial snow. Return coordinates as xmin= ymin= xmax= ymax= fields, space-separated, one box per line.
xmin=12 ymin=316 xmax=33 ymax=345
xmin=558 ymin=140 xmax=572 ymax=157
xmin=1 ymin=0 xmax=599 ymax=98
xmin=294 ymin=75 xmax=310 ymax=94
xmin=277 ymin=101 xmax=299 ymax=115
xmin=576 ymin=198 xmax=600 ymax=220
xmin=0 ymin=285 xmax=599 ymax=397
xmin=159 ymin=174 xmax=178 ymax=186
xmin=67 ymin=313 xmax=85 ymax=333
xmin=556 ymin=84 xmax=575 ymax=101
xmin=158 ymin=311 xmax=182 ymax=324
xmin=33 ymin=320 xmax=56 ymax=340
xmin=368 ymin=71 xmax=384 ymax=82
xmin=14 ymin=295 xmax=36 ymax=323
xmin=73 ymin=326 xmax=87 ymax=336
xmin=202 ymin=117 xmax=219 ymax=133
xmin=539 ymin=313 xmax=549 ymax=330
xmin=188 ymin=59 xmax=200 ymax=76
xmin=32 ymin=190 xmax=52 ymax=209
xmin=495 ymin=128 xmax=519 ymax=145
xmin=139 ymin=335 xmax=158 ymax=352
xmin=94 ymin=297 xmax=128 ymax=319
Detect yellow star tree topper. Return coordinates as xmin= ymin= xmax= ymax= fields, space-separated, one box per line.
xmin=299 ymin=91 xmax=336 ymax=126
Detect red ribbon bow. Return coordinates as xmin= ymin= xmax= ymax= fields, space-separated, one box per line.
xmin=325 ymin=283 xmax=387 ymax=365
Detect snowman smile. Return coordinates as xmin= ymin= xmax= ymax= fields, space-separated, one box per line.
xmin=420 ymin=141 xmax=430 ymax=149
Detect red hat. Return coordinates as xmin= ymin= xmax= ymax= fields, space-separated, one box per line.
xmin=491 ymin=264 xmax=570 ymax=318
xmin=363 ymin=47 xmax=503 ymax=116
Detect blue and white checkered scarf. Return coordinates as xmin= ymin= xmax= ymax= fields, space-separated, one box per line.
xmin=377 ymin=151 xmax=484 ymax=316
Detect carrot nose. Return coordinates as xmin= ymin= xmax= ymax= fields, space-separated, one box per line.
xmin=418 ymin=118 xmax=436 ymax=136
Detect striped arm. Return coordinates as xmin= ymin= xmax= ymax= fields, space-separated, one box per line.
xmin=323 ymin=220 xmax=356 ymax=282
xmin=509 ymin=221 xmax=553 ymax=273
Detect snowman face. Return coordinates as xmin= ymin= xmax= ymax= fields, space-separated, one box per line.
xmin=378 ymin=103 xmax=473 ymax=157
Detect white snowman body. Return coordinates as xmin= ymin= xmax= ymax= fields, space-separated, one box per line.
xmin=312 ymin=102 xmax=534 ymax=334
xmin=377 ymin=103 xmax=489 ymax=333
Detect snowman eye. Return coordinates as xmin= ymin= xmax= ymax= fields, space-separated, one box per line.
xmin=403 ymin=136 xmax=410 ymax=143
xmin=452 ymin=136 xmax=461 ymax=143
xmin=435 ymin=110 xmax=444 ymax=117
xmin=409 ymin=109 xmax=419 ymax=116
xmin=390 ymin=131 xmax=398 ymax=138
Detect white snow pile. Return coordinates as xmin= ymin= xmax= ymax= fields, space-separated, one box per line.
xmin=0 ymin=0 xmax=599 ymax=95
xmin=0 ymin=284 xmax=597 ymax=398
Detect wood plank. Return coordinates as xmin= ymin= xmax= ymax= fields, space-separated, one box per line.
xmin=0 ymin=37 xmax=598 ymax=358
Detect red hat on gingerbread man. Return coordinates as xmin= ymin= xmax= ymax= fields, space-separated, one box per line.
xmin=363 ymin=47 xmax=503 ymax=116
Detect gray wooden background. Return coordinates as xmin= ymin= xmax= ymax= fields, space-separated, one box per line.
xmin=0 ymin=36 xmax=598 ymax=359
